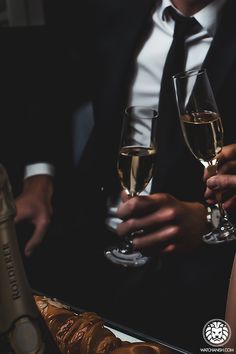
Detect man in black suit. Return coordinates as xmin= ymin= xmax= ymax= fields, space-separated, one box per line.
xmin=15 ymin=0 xmax=236 ymax=351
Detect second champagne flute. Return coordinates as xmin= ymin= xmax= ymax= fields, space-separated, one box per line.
xmin=104 ymin=106 xmax=158 ymax=267
xmin=173 ymin=68 xmax=236 ymax=244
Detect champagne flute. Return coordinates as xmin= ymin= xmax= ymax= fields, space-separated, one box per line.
xmin=173 ymin=68 xmax=236 ymax=244
xmin=104 ymin=106 xmax=158 ymax=267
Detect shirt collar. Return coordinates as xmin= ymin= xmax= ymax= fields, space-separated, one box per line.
xmin=160 ymin=0 xmax=227 ymax=36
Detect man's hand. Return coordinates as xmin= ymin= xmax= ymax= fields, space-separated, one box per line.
xmin=116 ymin=192 xmax=207 ymax=255
xmin=15 ymin=175 xmax=53 ymax=256
xmin=204 ymin=144 xmax=236 ymax=209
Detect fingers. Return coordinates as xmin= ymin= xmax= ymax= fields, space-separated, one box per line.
xmin=204 ymin=161 xmax=236 ymax=181
xmin=120 ymin=190 xmax=130 ymax=202
xmin=117 ymin=207 xmax=176 ymax=237
xmin=204 ymin=186 xmax=213 ymax=200
xmin=116 ymin=201 xmax=181 ymax=254
xmin=15 ymin=198 xmax=51 ymax=256
xmin=13 ymin=177 xmax=53 ymax=256
xmin=223 ymin=195 xmax=236 ymax=210
xmin=218 ymin=144 xmax=236 ymax=163
xmin=132 ymin=225 xmax=179 ymax=250
xmin=204 ymin=174 xmax=236 ymax=206
xmin=218 ymin=160 xmax=236 ymax=174
xmin=117 ymin=193 xmax=172 ymax=219
xmin=207 ymin=175 xmax=236 ymax=192
xmin=24 ymin=216 xmax=50 ymax=256
xmin=203 ymin=164 xmax=217 ymax=181
xmin=203 ymin=144 xmax=236 ymax=181
xmin=116 ymin=193 xmax=181 ymax=254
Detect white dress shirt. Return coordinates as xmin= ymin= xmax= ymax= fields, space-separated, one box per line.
xmin=24 ymin=0 xmax=226 ymax=230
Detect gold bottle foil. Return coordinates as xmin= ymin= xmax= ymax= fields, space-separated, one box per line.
xmin=0 ymin=165 xmax=59 ymax=353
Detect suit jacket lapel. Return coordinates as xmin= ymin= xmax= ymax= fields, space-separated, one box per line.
xmin=203 ymin=0 xmax=236 ymax=95
xmin=93 ymin=0 xmax=157 ymax=189
xmin=94 ymin=0 xmax=156 ymax=124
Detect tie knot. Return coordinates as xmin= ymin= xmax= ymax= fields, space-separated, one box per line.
xmin=168 ymin=6 xmax=199 ymax=39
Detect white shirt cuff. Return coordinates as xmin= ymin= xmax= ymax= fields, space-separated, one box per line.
xmin=24 ymin=163 xmax=55 ymax=179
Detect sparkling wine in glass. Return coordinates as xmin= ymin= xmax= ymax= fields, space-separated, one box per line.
xmin=104 ymin=106 xmax=158 ymax=267
xmin=173 ymin=68 xmax=236 ymax=244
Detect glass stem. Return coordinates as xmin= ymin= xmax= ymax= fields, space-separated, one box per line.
xmin=207 ymin=161 xmax=228 ymax=223
xmin=119 ymin=192 xmax=138 ymax=253
xmin=215 ymin=192 xmax=228 ymax=222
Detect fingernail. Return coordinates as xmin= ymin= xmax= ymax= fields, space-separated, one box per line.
xmin=207 ymin=178 xmax=219 ymax=190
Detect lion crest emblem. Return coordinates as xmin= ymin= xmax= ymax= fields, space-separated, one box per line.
xmin=203 ymin=319 xmax=231 ymax=347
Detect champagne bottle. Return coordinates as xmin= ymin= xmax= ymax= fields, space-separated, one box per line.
xmin=0 ymin=165 xmax=60 ymax=354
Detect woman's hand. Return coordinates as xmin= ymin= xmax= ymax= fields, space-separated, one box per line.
xmin=204 ymin=144 xmax=236 ymax=210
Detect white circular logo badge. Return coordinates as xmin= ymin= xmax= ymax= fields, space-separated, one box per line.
xmin=203 ymin=319 xmax=231 ymax=347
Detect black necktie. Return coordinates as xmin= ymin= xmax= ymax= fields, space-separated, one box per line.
xmin=151 ymin=7 xmax=199 ymax=193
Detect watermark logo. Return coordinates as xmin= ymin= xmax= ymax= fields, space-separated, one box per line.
xmin=203 ymin=319 xmax=231 ymax=347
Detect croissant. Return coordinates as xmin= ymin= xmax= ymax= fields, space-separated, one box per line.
xmin=34 ymin=295 xmax=177 ymax=354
